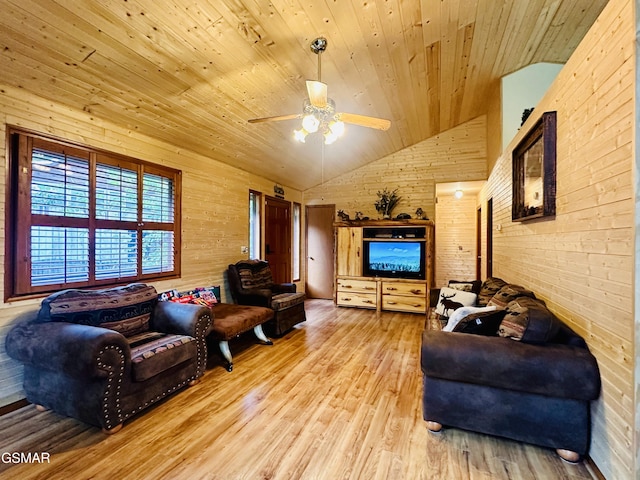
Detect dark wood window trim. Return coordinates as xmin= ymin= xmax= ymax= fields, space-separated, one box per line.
xmin=5 ymin=127 xmax=182 ymax=301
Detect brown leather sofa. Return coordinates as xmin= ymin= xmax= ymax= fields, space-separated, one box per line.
xmin=421 ymin=278 xmax=601 ymax=462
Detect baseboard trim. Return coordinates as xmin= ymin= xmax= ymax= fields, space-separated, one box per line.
xmin=0 ymin=398 xmax=29 ymax=416
xmin=584 ymin=456 xmax=605 ymax=480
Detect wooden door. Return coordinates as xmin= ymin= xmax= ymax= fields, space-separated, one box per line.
xmin=336 ymin=227 xmax=363 ymax=277
xmin=305 ymin=205 xmax=335 ymax=299
xmin=265 ymin=196 xmax=291 ymax=284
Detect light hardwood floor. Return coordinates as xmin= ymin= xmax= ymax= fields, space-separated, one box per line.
xmin=0 ymin=300 xmax=597 ymax=480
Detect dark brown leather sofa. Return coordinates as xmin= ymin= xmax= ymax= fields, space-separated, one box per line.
xmin=421 ymin=278 xmax=601 ymax=463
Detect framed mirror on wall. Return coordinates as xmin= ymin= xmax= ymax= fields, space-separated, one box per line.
xmin=512 ymin=111 xmax=557 ymax=222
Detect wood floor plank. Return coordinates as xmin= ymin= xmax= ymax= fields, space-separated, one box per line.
xmin=0 ymin=300 xmax=596 ymax=479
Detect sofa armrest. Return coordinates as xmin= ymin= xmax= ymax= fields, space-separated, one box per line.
xmin=153 ymin=301 xmax=212 ymax=337
xmin=273 ymin=283 xmax=296 ymax=294
xmin=5 ymin=321 xmax=129 ymax=380
xmin=421 ymin=330 xmax=600 ymax=400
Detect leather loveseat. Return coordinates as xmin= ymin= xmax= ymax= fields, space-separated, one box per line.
xmin=421 ymin=277 xmax=601 ymax=463
xmin=6 ymin=283 xmax=211 ymax=433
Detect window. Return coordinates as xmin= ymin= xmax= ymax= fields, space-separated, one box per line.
xmin=249 ymin=190 xmax=261 ymax=259
xmin=292 ymin=202 xmax=301 ymax=281
xmin=7 ymin=129 xmax=181 ymax=298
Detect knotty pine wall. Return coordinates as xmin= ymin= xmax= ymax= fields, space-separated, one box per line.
xmin=0 ymin=85 xmax=303 ymax=407
xmin=478 ymin=0 xmax=634 ymax=477
xmin=304 ymin=116 xmax=487 ymax=224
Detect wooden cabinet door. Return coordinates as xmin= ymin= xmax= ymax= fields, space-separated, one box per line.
xmin=336 ymin=227 xmax=362 ymax=276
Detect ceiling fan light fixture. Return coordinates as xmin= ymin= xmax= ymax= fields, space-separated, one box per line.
xmin=329 ymin=120 xmax=345 ymax=137
xmin=302 ymin=114 xmax=320 ymax=133
xmin=294 ymin=128 xmax=308 ymax=143
xmin=324 ymin=130 xmax=338 ymax=145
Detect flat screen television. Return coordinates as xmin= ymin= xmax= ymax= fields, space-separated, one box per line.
xmin=362 ymin=240 xmax=425 ymax=279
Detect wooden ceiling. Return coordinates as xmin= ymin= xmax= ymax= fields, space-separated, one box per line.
xmin=0 ymin=1 xmax=607 ymax=191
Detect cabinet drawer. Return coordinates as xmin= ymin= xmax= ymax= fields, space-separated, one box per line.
xmin=381 ymin=282 xmax=427 ymax=297
xmin=382 ymin=295 xmax=427 ymax=313
xmin=337 ymin=292 xmax=377 ymax=308
xmin=337 ymin=278 xmax=377 ymax=294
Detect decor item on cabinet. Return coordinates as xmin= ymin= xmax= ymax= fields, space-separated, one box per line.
xmin=374 ymin=188 xmax=401 ymax=219
xmin=337 ymin=210 xmax=350 ymax=221
xmin=248 ymin=37 xmax=390 ymax=145
xmin=5 ymin=283 xmax=211 ymax=433
xmin=354 ymin=211 xmax=369 ymax=221
xmin=512 ymin=111 xmax=557 ymax=222
xmin=227 ymin=259 xmax=306 ymax=336
xmin=415 ymin=207 xmax=427 ymax=220
xmin=421 ymin=276 xmax=601 ymax=463
xmin=394 ymin=213 xmax=411 ymax=220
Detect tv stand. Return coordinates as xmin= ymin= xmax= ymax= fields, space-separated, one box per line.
xmin=334 ymin=220 xmax=434 ymax=314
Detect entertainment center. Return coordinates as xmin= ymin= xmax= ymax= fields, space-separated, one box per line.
xmin=334 ymin=220 xmax=434 ymax=314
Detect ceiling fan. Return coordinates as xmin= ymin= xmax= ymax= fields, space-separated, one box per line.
xmin=248 ymin=37 xmax=391 ymax=144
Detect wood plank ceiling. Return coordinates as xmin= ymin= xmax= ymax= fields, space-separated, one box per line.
xmin=0 ymin=0 xmax=607 ymax=191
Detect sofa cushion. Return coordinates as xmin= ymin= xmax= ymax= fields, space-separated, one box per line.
xmin=271 ymin=292 xmax=306 ymax=311
xmin=453 ymin=309 xmax=507 ymax=336
xmin=236 ymin=260 xmax=274 ymax=290
xmin=435 ymin=287 xmax=477 ymax=318
xmin=487 ymin=284 xmax=536 ymax=309
xmin=38 ymin=283 xmax=157 ymax=338
xmin=476 ymin=277 xmax=507 ymax=306
xmin=499 ymin=297 xmax=561 ymax=343
xmin=208 ymin=303 xmax=274 ymax=340
xmin=442 ymin=305 xmax=497 ymax=332
xmin=128 ymin=332 xmax=196 ymax=382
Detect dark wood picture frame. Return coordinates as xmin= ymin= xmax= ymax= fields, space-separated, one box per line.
xmin=512 ymin=111 xmax=557 ymax=222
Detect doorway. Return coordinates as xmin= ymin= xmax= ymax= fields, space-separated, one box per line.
xmin=265 ymin=196 xmax=291 ymax=284
xmin=487 ymin=197 xmax=493 ymax=277
xmin=305 ymin=204 xmax=335 ymax=299
xmin=476 ymin=206 xmax=482 ymax=280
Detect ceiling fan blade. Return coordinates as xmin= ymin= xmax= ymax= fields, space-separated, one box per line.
xmin=248 ymin=113 xmax=302 ymax=124
xmin=306 ymin=80 xmax=328 ymax=108
xmin=336 ymin=112 xmax=391 ymax=131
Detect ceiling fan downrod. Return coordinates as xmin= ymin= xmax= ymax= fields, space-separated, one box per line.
xmin=310 ymin=37 xmax=327 ymax=82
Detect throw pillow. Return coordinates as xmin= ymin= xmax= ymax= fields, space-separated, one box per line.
xmin=453 ymin=309 xmax=508 ymax=336
xmin=476 ymin=277 xmax=507 ymax=306
xmin=443 ymin=305 xmax=497 ymax=332
xmin=498 ymin=297 xmax=560 ymax=343
xmin=487 ymin=284 xmax=536 ymax=309
xmin=435 ymin=287 xmax=477 ymax=318
xmin=447 ymin=279 xmax=482 ymax=294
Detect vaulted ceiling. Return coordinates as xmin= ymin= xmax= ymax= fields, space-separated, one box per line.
xmin=0 ymin=1 xmax=607 ymax=190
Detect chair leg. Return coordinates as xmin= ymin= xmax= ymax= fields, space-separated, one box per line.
xmin=219 ymin=340 xmax=233 ymax=372
xmin=102 ymin=424 xmax=123 ymax=435
xmin=253 ymin=324 xmax=273 ymax=345
xmin=556 ymin=449 xmax=581 ymax=463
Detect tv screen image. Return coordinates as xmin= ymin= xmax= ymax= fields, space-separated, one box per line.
xmin=364 ymin=241 xmax=425 ymax=279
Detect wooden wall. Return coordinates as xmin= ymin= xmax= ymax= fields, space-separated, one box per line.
xmin=304 ymin=116 xmax=488 ymax=223
xmin=478 ymin=0 xmax=634 ymax=477
xmin=0 ymin=85 xmax=302 ymax=407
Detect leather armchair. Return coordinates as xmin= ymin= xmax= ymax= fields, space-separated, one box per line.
xmin=5 ymin=284 xmax=211 ymax=433
xmin=228 ymin=260 xmax=306 ymax=336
